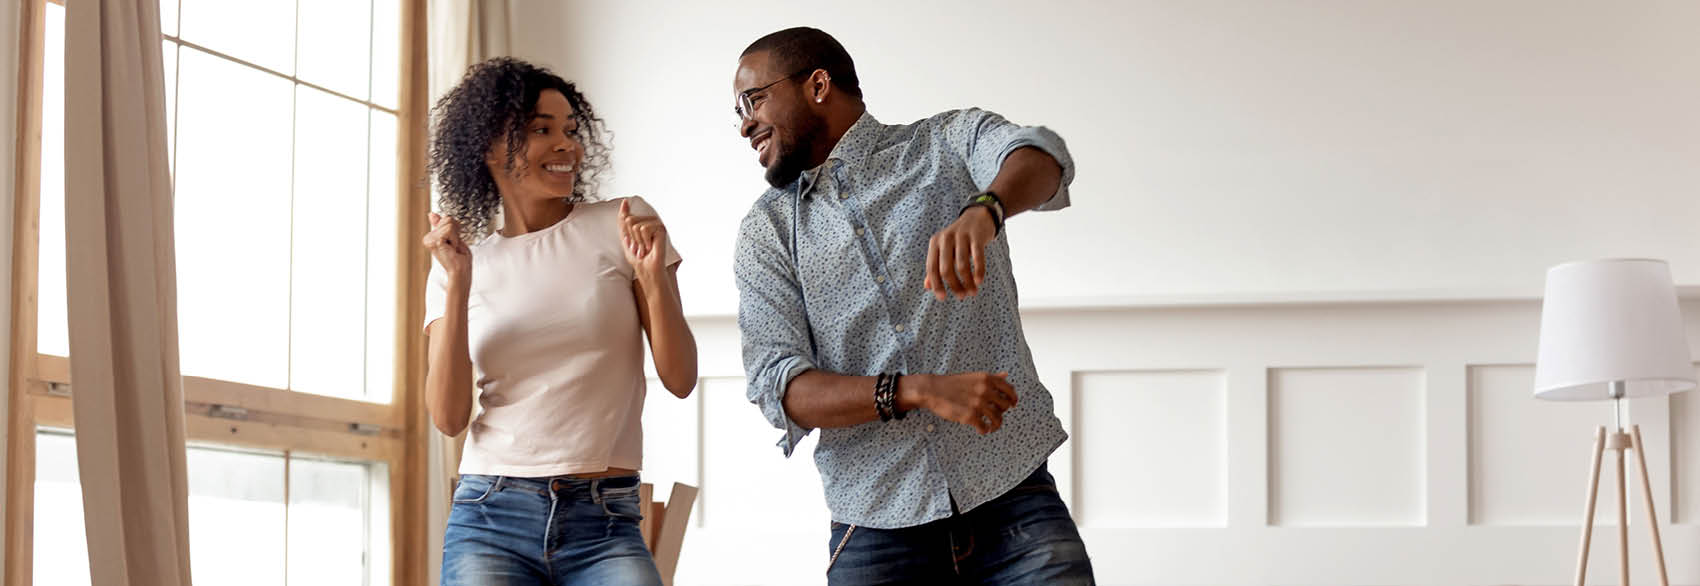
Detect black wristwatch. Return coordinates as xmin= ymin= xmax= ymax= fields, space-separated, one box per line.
xmin=960 ymin=190 xmax=1005 ymax=234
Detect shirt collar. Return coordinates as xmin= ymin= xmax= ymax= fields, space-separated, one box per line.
xmin=797 ymin=111 xmax=881 ymax=199
xmin=826 ymin=110 xmax=881 ymax=166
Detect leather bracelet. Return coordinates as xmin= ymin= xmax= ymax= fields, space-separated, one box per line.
xmin=959 ymin=190 xmax=1005 ymax=234
xmin=874 ymin=373 xmax=894 ymax=422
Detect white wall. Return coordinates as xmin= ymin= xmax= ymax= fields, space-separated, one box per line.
xmin=510 ymin=0 xmax=1700 ymax=316
xmin=641 ymin=298 xmax=1700 ymax=585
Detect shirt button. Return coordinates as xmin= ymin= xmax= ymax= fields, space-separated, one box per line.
xmin=925 ymin=424 xmax=936 ymax=432
xmin=854 ymin=227 xmax=865 ymax=236
xmin=893 ymin=324 xmax=905 ymax=332
xmin=838 ymin=192 xmax=849 ymax=200
xmin=874 ymin=275 xmax=886 ymax=284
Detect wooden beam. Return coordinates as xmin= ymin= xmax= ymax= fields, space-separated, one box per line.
xmin=183 ymin=377 xmax=401 ymax=430
xmin=28 ymin=354 xmax=56 ymax=381
xmin=182 ymin=409 xmax=400 ymax=463
xmin=652 ymin=483 xmax=699 ymax=586
xmin=30 ymin=394 xmax=400 ymax=463
xmin=393 ymin=0 xmax=430 ymax=582
xmin=33 ymin=354 xmax=402 ymax=430
xmin=5 ymin=0 xmax=47 ymax=583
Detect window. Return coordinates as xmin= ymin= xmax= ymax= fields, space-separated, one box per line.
xmin=13 ymin=0 xmax=423 ymax=584
xmin=33 ymin=430 xmax=391 ymax=586
xmin=31 ymin=431 xmax=86 ymax=586
xmin=38 ymin=0 xmax=402 ymax=402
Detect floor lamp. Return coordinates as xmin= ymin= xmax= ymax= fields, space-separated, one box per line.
xmin=1534 ymin=259 xmax=1696 ymax=586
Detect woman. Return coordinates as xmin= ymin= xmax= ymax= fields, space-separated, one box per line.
xmin=423 ymin=57 xmax=696 ymax=585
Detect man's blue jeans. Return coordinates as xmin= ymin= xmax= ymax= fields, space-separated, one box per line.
xmin=825 ymin=464 xmax=1095 ymax=585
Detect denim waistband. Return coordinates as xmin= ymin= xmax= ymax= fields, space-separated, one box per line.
xmin=459 ymin=473 xmax=640 ymax=502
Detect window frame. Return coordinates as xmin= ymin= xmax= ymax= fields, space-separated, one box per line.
xmin=3 ymin=0 xmax=431 ymax=584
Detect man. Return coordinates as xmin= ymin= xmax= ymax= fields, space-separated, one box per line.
xmin=732 ymin=27 xmax=1094 ymax=585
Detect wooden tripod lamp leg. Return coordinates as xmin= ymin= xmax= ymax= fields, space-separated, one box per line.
xmin=1575 ymin=426 xmax=1607 ymax=586
xmin=1629 ymin=425 xmax=1670 ymax=586
xmin=1613 ymin=431 xmax=1629 ymax=586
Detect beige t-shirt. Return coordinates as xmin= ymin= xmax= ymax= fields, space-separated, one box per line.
xmin=424 ymin=196 xmax=680 ymax=478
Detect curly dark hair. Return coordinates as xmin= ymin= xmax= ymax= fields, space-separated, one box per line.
xmin=427 ymin=57 xmax=611 ymax=241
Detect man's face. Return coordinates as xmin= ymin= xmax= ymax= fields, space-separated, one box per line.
xmin=735 ymin=52 xmax=826 ymax=188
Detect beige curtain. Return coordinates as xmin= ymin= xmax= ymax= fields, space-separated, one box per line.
xmin=425 ymin=0 xmax=510 ymax=581
xmin=430 ymin=0 xmax=513 ymax=97
xmin=63 ymin=0 xmax=192 ymax=583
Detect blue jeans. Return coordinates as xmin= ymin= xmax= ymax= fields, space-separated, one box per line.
xmin=825 ymin=464 xmax=1095 ymax=585
xmin=441 ymin=474 xmax=663 ymax=586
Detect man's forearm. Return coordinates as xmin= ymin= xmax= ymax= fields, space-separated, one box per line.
xmin=781 ymin=369 xmax=1016 ymax=435
xmin=782 ymin=370 xmax=927 ymax=430
xmin=986 ymin=146 xmax=1064 ymax=218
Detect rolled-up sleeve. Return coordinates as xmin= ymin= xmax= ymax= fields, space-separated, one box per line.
xmin=944 ymin=108 xmax=1074 ymax=212
xmin=733 ymin=203 xmax=814 ymax=457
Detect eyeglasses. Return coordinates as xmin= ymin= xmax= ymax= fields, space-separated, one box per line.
xmin=734 ymin=68 xmax=816 ymax=121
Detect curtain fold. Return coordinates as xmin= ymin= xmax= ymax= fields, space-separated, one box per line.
xmin=425 ymin=0 xmax=510 ymax=582
xmin=63 ymin=0 xmax=192 ymax=583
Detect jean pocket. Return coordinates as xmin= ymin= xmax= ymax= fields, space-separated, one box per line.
xmin=452 ymin=475 xmax=501 ymax=504
xmin=601 ymin=492 xmax=644 ymax=521
xmin=1013 ymin=483 xmax=1060 ymax=496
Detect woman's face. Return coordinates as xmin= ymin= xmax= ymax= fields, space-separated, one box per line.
xmin=487 ymin=89 xmax=583 ymax=203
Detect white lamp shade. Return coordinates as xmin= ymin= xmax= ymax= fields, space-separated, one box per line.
xmin=1534 ymin=259 xmax=1696 ymax=401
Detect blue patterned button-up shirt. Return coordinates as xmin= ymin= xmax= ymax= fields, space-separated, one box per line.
xmin=734 ymin=109 xmax=1075 ymax=529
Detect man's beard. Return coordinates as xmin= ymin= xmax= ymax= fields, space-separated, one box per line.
xmin=764 ymin=112 xmax=827 ymax=188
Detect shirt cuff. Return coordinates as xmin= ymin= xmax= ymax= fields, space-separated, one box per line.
xmin=997 ymin=127 xmax=1074 ymax=212
xmin=770 ymin=355 xmax=816 ymax=458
